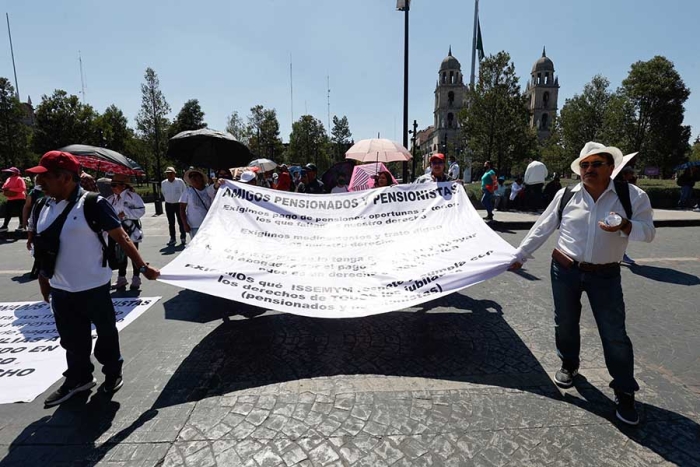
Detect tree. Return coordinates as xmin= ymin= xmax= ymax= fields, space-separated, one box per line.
xmin=0 ymin=78 xmax=31 ymax=167
xmin=330 ymin=115 xmax=352 ymax=160
xmin=168 ymin=99 xmax=206 ymax=138
xmin=559 ymin=75 xmax=614 ymax=156
xmin=287 ymin=115 xmax=330 ymax=169
xmin=622 ymin=56 xmax=691 ymax=175
xmin=689 ymin=136 xmax=700 ymax=163
xmin=459 ymin=51 xmax=532 ymax=172
xmin=540 ymin=117 xmax=569 ymax=176
xmin=95 ymin=104 xmax=133 ymax=154
xmin=136 ymin=67 xmax=170 ymax=179
xmin=32 ymin=89 xmax=99 ymax=154
xmin=247 ymin=105 xmax=284 ymax=160
xmin=225 ymin=111 xmax=249 ymax=144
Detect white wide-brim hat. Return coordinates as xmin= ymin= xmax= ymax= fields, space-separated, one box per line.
xmin=570 ymin=142 xmax=624 ymax=176
xmin=239 ymin=170 xmax=256 ymax=183
xmin=184 ymin=168 xmax=207 ymax=185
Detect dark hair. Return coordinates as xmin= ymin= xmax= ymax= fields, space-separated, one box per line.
xmin=376 ymin=171 xmax=392 ymax=187
xmin=515 ymin=177 xmax=523 ymax=184
xmin=484 ymin=161 xmax=492 ymax=168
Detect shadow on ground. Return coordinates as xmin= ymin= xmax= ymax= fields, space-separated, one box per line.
xmin=625 ymin=263 xmax=700 ymax=286
xmin=2 ymin=292 xmax=699 ymax=466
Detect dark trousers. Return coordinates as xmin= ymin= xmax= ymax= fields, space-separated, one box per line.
xmin=2 ymin=199 xmax=24 ymax=228
xmin=525 ymin=183 xmax=544 ymax=210
xmin=165 ymin=202 xmax=186 ymax=240
xmin=51 ymin=282 xmax=123 ymax=383
xmin=118 ymin=242 xmax=139 ymax=277
xmin=550 ymin=260 xmax=638 ymax=393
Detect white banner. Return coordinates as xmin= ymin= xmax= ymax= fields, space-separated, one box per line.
xmin=159 ymin=181 xmax=516 ymax=318
xmin=0 ymin=297 xmax=160 ymax=404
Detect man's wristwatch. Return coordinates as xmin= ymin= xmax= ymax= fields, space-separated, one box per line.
xmin=139 ymin=264 xmax=149 ymax=274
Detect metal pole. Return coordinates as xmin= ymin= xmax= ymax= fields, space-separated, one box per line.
xmin=469 ymin=0 xmax=479 ymax=88
xmin=151 ymin=87 xmax=163 ymax=215
xmin=402 ymin=5 xmax=409 ymax=184
xmin=6 ymin=13 xmax=20 ymax=99
xmin=411 ymin=119 xmax=418 ymax=182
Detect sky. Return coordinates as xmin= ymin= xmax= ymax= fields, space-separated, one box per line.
xmin=3 ymin=0 xmax=699 ymax=148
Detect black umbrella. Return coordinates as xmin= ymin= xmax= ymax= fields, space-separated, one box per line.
xmin=168 ymin=129 xmax=252 ymax=169
xmin=59 ymin=144 xmax=144 ymax=173
xmin=673 ymin=160 xmax=700 ymax=171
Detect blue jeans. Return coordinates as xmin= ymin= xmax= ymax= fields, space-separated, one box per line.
xmin=51 ymin=282 xmax=123 ymax=383
xmin=678 ymin=185 xmax=693 ymax=207
xmin=481 ymin=190 xmax=493 ymax=217
xmin=550 ymin=260 xmax=638 ymax=393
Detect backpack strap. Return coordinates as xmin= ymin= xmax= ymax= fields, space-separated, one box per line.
xmin=614 ymin=180 xmax=633 ymax=220
xmin=82 ymin=192 xmax=110 ymax=267
xmin=31 ymin=196 xmax=49 ymax=231
xmin=557 ymin=186 xmax=575 ymax=228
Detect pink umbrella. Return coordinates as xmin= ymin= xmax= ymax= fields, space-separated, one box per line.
xmin=348 ymin=163 xmax=397 ymax=192
xmin=74 ymin=155 xmax=144 ymax=176
xmin=345 ymin=138 xmax=412 ymax=164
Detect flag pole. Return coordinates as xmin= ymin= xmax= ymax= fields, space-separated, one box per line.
xmin=469 ymin=0 xmax=479 ymax=88
xmin=6 ymin=13 xmax=20 ymax=99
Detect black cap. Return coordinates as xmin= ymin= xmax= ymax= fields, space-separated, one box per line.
xmin=304 ymin=163 xmax=317 ymax=172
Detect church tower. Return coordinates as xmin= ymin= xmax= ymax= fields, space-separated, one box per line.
xmin=433 ymin=47 xmax=467 ymax=153
xmin=526 ymin=47 xmax=559 ymax=141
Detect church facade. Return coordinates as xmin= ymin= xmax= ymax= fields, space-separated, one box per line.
xmin=525 ymin=47 xmax=559 ymax=141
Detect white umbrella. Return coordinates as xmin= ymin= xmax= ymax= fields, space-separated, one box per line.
xmin=345 ymin=138 xmax=412 ymax=164
xmin=611 ymin=152 xmax=638 ymax=179
xmin=248 ymin=158 xmax=277 ymax=172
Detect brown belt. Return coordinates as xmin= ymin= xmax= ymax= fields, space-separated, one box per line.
xmin=552 ymin=249 xmax=619 ymax=272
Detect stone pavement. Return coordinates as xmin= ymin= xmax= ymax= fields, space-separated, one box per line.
xmin=0 ymin=209 xmax=698 ymax=466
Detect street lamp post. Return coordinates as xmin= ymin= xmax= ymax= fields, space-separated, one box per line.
xmin=408 ymin=119 xmax=418 ymax=182
xmin=397 ymin=0 xmax=410 ymax=184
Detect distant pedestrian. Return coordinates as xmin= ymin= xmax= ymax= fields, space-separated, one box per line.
xmin=509 ymin=177 xmax=524 ymax=211
xmin=331 ymin=175 xmax=349 ymax=193
xmin=179 ymin=169 xmax=214 ymax=239
xmin=523 ymin=158 xmax=548 ymax=210
xmin=543 ymin=174 xmax=562 ymax=204
xmin=161 ymin=167 xmax=187 ymax=246
xmin=493 ymin=176 xmax=507 ymax=211
xmin=415 ymin=153 xmax=449 ymax=184
xmin=480 ymin=161 xmax=497 ymax=221
xmin=1 ymin=167 xmax=26 ymax=232
xmin=447 ymin=156 xmax=460 ymax=180
xmin=676 ymin=168 xmax=695 ymax=208
xmin=303 ymin=164 xmax=325 ymax=194
xmin=79 ymin=169 xmax=98 ymax=193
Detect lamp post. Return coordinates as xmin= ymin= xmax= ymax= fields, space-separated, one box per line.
xmin=408 ymin=119 xmax=418 ymax=182
xmin=397 ymin=0 xmax=410 ymax=184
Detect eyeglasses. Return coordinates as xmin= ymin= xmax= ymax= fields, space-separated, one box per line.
xmin=579 ymin=161 xmax=609 ymax=169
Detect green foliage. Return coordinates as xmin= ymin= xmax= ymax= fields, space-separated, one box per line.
xmin=95 ymin=104 xmax=133 ymax=154
xmin=168 ymin=99 xmax=207 ymax=138
xmin=540 ymin=117 xmax=569 ymax=176
xmin=32 ymin=89 xmax=99 ymax=154
xmin=0 ymin=78 xmax=32 ymax=167
xmin=287 ymin=115 xmax=330 ymax=170
xmin=459 ymin=51 xmax=533 ymax=172
xmin=247 ymin=105 xmax=284 ymax=160
xmin=622 ymin=56 xmax=691 ymax=176
xmin=330 ymin=115 xmax=352 ymax=161
xmin=136 ymin=67 xmax=171 ymax=179
xmin=225 ymin=111 xmax=250 ymax=144
xmin=690 ymin=137 xmax=700 ymax=162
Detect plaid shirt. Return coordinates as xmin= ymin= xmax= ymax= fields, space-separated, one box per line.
xmin=80 ymin=171 xmax=98 ymax=192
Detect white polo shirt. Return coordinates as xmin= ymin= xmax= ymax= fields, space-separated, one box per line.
xmin=36 ymin=191 xmax=121 ymax=292
xmin=161 ymin=177 xmax=187 ymax=204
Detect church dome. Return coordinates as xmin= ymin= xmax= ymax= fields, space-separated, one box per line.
xmin=532 ymin=47 xmax=554 ymax=73
xmin=440 ymin=47 xmax=461 ymax=71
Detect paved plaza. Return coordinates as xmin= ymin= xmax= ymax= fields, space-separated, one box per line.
xmin=0 ymin=208 xmax=699 ymax=466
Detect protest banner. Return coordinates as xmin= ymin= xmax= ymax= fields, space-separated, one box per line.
xmin=160 ymin=181 xmax=516 ymax=318
xmin=0 ymin=297 xmax=160 ymax=404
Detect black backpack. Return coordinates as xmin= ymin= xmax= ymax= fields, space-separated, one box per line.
xmin=33 ymin=192 xmax=121 ymax=269
xmin=557 ymin=181 xmax=633 ymax=227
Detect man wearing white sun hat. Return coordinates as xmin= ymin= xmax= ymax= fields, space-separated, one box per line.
xmin=509 ymin=141 xmax=655 ymax=426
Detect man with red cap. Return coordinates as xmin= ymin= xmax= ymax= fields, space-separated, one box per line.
xmin=414 ymin=153 xmax=449 ymax=184
xmin=1 ymin=166 xmax=27 ymax=232
xmin=26 ymin=151 xmax=160 ymax=407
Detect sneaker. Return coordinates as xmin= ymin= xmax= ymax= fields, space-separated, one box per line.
xmin=112 ymin=276 xmax=128 ymax=290
xmin=102 ymin=375 xmax=124 ymax=393
xmin=622 ymin=253 xmax=635 ymax=264
xmin=44 ymin=378 xmax=96 ymax=407
xmin=615 ymin=391 xmax=639 ymax=425
xmin=554 ymin=367 xmax=578 ymax=388
xmin=167 ymin=238 xmax=176 ymax=246
xmin=130 ymin=276 xmax=141 ymax=290
xmin=15 ymin=226 xmax=26 ymax=232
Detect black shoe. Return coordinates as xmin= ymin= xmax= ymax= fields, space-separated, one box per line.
xmin=102 ymin=375 xmax=124 ymax=393
xmin=554 ymin=367 xmax=578 ymax=388
xmin=44 ymin=378 xmax=96 ymax=407
xmin=167 ymin=238 xmax=176 ymax=246
xmin=615 ymin=391 xmax=639 ymax=425
xmin=180 ymin=237 xmax=187 ymax=245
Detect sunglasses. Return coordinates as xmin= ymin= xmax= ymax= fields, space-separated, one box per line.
xmin=431 ymin=160 xmax=445 ymax=165
xmin=579 ymin=161 xmax=609 ymax=169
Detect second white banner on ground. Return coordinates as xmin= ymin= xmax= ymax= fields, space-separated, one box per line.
xmin=159 ymin=181 xmax=516 ymax=318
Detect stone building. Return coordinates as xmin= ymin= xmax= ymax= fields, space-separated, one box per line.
xmin=525 ymin=47 xmax=559 ymax=141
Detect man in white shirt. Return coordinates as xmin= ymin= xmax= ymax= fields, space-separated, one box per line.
xmin=510 ymin=142 xmax=655 ymax=426
xmin=523 ymin=158 xmax=548 ymax=210
xmin=447 ymin=156 xmax=460 ymax=181
xmin=161 ymin=167 xmax=187 ymax=246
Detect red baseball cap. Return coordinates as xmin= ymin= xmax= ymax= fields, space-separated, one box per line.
xmin=430 ymin=153 xmax=446 ymax=162
xmin=26 ymin=151 xmax=80 ymax=175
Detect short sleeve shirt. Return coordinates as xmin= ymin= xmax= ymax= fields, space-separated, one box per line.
xmin=481 ymin=170 xmax=496 ymax=190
